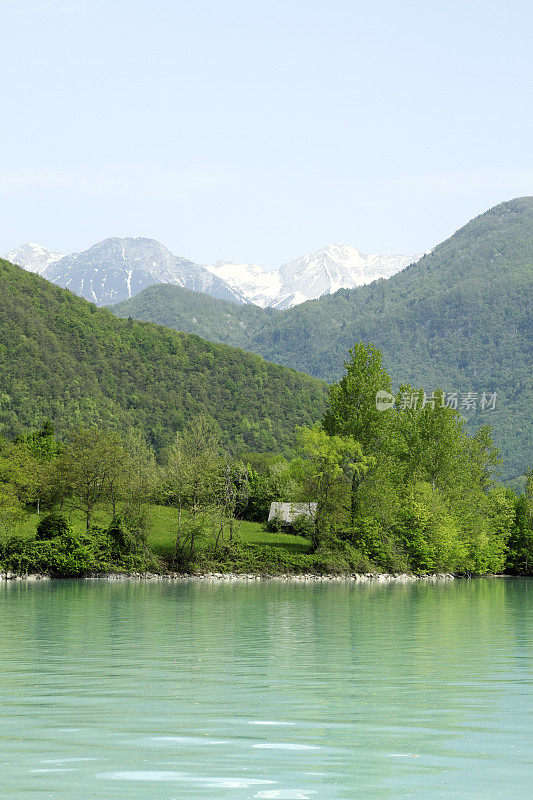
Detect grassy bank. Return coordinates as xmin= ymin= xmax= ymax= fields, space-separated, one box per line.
xmin=1 ymin=505 xmax=319 ymax=576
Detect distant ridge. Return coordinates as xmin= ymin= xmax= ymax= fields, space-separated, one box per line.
xmin=5 ymin=238 xmax=418 ymax=308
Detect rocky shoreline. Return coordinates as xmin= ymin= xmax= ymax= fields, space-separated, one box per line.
xmin=0 ymin=571 xmax=455 ymax=582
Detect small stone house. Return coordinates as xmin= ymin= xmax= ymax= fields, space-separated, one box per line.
xmin=268 ymin=502 xmax=317 ymax=526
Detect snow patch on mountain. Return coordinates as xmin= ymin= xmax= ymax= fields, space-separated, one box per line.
xmin=5 ymin=243 xmax=65 ymax=274
xmin=6 ymin=239 xmax=420 ymax=309
xmin=206 ymin=244 xmax=420 ymax=309
xmin=204 ymin=260 xmax=282 ymax=308
xmin=272 ymin=244 xmax=420 ymax=309
xmin=40 ymin=238 xmax=245 ymax=306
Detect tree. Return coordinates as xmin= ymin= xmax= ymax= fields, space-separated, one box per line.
xmin=165 ymin=416 xmax=224 ymax=567
xmin=54 ymin=429 xmax=120 ymax=529
xmin=322 ymin=343 xmax=392 ymax=522
xmin=295 ymin=426 xmax=372 ymax=549
xmin=506 ymin=469 xmax=533 ymax=574
xmin=0 ymin=440 xmax=47 ymax=514
xmin=121 ymin=429 xmax=157 ymax=537
xmin=216 ymin=456 xmax=250 ymax=545
xmin=322 ymin=342 xmax=392 ymax=449
xmin=0 ymin=481 xmax=23 ymax=534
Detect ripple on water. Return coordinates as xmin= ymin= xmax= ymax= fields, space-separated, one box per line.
xmin=97 ymin=771 xmax=277 ymax=787
xmin=253 ymin=743 xmax=320 ymax=750
xmin=249 ymin=720 xmax=295 ymax=726
xmin=150 ymin=735 xmax=229 ymax=743
xmin=31 ymin=768 xmax=77 ymax=773
xmin=254 ymin=792 xmax=318 ymax=799
xmin=40 ymin=758 xmax=96 ymax=763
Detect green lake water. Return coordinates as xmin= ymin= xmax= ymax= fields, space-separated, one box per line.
xmin=0 ymin=578 xmax=531 ymax=799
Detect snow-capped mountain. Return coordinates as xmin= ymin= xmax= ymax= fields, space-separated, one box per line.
xmin=5 ymin=242 xmax=65 ymax=275
xmin=205 ymin=245 xmax=419 ymax=310
xmin=271 ymin=244 xmax=419 ymax=309
xmin=204 ymin=260 xmax=282 ymax=308
xmin=39 ymin=238 xmax=247 ymax=306
xmin=5 ymin=239 xmax=419 ymax=308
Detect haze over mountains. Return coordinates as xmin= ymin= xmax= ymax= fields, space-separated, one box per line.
xmin=5 ymin=239 xmax=418 ymax=309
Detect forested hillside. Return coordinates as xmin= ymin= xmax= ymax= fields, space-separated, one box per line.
xmin=111 ymin=283 xmax=271 ymax=348
xmin=111 ymin=198 xmax=533 ymax=480
xmin=0 ymin=259 xmax=325 ymax=454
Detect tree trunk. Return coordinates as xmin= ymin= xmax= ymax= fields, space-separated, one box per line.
xmin=215 ymin=522 xmax=224 ymax=551
xmin=350 ymin=472 xmax=360 ymax=527
xmin=172 ymin=504 xmax=183 ymax=569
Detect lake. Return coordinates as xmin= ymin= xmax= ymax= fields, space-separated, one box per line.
xmin=0 ymin=578 xmax=531 ymax=799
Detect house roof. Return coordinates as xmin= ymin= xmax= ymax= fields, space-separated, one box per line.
xmin=268 ymin=502 xmax=317 ymax=523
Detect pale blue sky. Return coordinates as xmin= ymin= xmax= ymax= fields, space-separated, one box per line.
xmin=1 ymin=0 xmax=531 ymax=265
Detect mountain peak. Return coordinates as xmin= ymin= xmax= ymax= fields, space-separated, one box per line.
xmin=6 ymin=237 xmax=420 ymax=309
xmin=37 ymin=238 xmax=246 ymax=306
xmin=4 ymin=242 xmax=65 ymax=275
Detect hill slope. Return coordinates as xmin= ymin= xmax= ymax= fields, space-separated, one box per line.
xmin=110 ymin=198 xmax=533 ymax=479
xmin=110 ymin=283 xmax=273 ymax=349
xmin=0 ymin=259 xmax=325 ymax=453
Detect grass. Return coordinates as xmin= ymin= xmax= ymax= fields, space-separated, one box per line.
xmin=7 ymin=504 xmax=312 ymax=565
xmin=236 ymin=520 xmax=311 ymax=553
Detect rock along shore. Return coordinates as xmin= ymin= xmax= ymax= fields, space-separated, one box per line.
xmin=0 ymin=571 xmax=455 ymax=582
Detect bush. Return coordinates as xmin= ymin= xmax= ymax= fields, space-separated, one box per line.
xmin=311 ymin=536 xmax=372 ymax=574
xmin=348 ymin=517 xmax=408 ymax=572
xmin=35 ymin=512 xmax=72 ymax=541
xmin=264 ymin=515 xmax=284 ymax=532
xmin=291 ymin=514 xmax=314 ymax=538
xmin=195 ymin=539 xmax=372 ymax=576
xmin=0 ymin=531 xmax=94 ymax=577
xmin=1 ymin=522 xmax=159 ymax=577
xmin=119 ymin=506 xmax=150 ymax=545
xmin=197 ymin=541 xmax=314 ymax=574
xmin=106 ymin=515 xmax=138 ymax=555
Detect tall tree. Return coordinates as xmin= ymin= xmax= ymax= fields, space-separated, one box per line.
xmin=122 ymin=429 xmax=158 ymax=535
xmin=166 ymin=416 xmax=224 ymax=566
xmin=322 ymin=343 xmax=392 ymax=521
xmin=54 ymin=429 xmax=119 ymax=529
xmin=295 ymin=426 xmax=372 ymax=549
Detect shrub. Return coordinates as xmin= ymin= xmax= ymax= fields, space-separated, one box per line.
xmin=107 ymin=516 xmax=137 ymax=554
xmin=1 ymin=522 xmax=159 ymax=577
xmin=291 ymin=514 xmax=314 ymax=539
xmin=264 ymin=515 xmax=284 ymax=532
xmin=347 ymin=517 xmax=408 ymax=572
xmin=35 ymin=512 xmax=72 ymax=541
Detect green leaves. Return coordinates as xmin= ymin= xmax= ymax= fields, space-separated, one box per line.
xmin=0 ymin=257 xmax=326 ymax=458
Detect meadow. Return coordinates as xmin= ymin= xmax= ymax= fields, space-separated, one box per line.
xmin=10 ymin=504 xmax=312 ymax=566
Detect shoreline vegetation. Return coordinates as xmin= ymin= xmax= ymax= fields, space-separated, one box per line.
xmin=1 ymin=343 xmax=531 ymax=580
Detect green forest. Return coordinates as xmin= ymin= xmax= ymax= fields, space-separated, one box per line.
xmin=0 ymin=257 xmax=325 ymax=455
xmin=112 ymin=198 xmax=533 ymax=483
xmin=1 ymin=344 xmax=531 ymax=578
